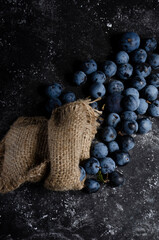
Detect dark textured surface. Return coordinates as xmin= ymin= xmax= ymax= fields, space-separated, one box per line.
xmin=0 ymin=0 xmax=159 ymax=239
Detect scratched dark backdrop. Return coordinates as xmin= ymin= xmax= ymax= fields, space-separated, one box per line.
xmin=0 ymin=0 xmax=159 ymax=239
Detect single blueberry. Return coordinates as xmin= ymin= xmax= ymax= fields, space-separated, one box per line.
xmin=45 ymin=98 xmax=62 ymax=113
xmin=122 ymin=95 xmax=139 ymax=111
xmin=103 ymin=60 xmax=117 ymax=77
xmin=45 ymin=83 xmax=63 ymax=98
xmin=102 ymin=126 xmax=117 ymax=142
xmin=106 ymin=93 xmax=123 ymax=113
xmin=61 ymin=91 xmax=76 ymax=103
xmin=131 ymin=48 xmax=147 ymax=63
xmin=144 ymin=38 xmax=157 ymax=52
xmin=143 ymin=85 xmax=158 ymax=102
xmin=91 ymin=71 xmax=106 ymax=84
xmin=109 ymin=171 xmax=125 ymax=187
xmin=91 ymin=142 xmax=108 ymax=159
xmin=130 ymin=76 xmax=146 ymax=91
xmin=79 ymin=166 xmax=86 ymax=181
xmin=147 ymin=73 xmax=159 ymax=88
xmin=106 ymin=113 xmax=121 ymax=128
xmin=73 ymin=71 xmax=87 ymax=86
xmin=119 ymin=32 xmax=140 ymax=53
xmin=114 ymin=151 xmax=130 ymax=166
xmin=137 ymin=118 xmax=152 ymax=134
xmin=100 ymin=157 xmax=116 ymax=174
xmin=136 ymin=98 xmax=148 ymax=115
xmin=82 ymin=59 xmax=97 ymax=74
xmin=117 ymin=63 xmax=133 ymax=80
xmin=148 ymin=53 xmax=159 ymax=69
xmin=85 ymin=179 xmax=100 ymax=193
xmin=124 ymin=88 xmax=139 ymax=99
xmin=108 ymin=141 xmax=119 ymax=153
xmin=148 ymin=100 xmax=159 ymax=117
xmin=123 ymin=120 xmax=138 ymax=135
xmin=121 ymin=111 xmax=137 ymax=121
xmin=84 ymin=157 xmax=100 ymax=175
xmin=90 ymin=83 xmax=106 ymax=98
xmin=119 ymin=135 xmax=135 ymax=152
xmin=107 ymin=80 xmax=124 ymax=94
xmin=115 ymin=51 xmax=129 ymax=64
xmin=134 ymin=63 xmax=151 ymax=78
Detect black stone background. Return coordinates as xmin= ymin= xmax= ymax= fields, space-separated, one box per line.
xmin=0 ymin=0 xmax=159 ymax=239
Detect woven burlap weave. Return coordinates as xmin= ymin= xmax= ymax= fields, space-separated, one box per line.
xmin=0 ymin=99 xmax=100 ymax=193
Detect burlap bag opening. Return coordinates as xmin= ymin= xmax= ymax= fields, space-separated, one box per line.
xmin=0 ymin=99 xmax=101 ymax=193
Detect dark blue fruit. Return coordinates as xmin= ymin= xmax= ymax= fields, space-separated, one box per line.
xmin=107 ymin=80 xmax=124 ymax=94
xmin=82 ymin=59 xmax=97 ymax=74
xmin=79 ymin=166 xmax=86 ymax=181
xmin=84 ymin=157 xmax=100 ymax=175
xmin=144 ymin=38 xmax=157 ymax=52
xmin=90 ymin=83 xmax=106 ymax=98
xmin=131 ymin=48 xmax=147 ymax=63
xmin=147 ymin=73 xmax=159 ymax=88
xmin=73 ymin=71 xmax=87 ymax=86
xmin=45 ymin=83 xmax=63 ymax=98
xmin=117 ymin=63 xmax=133 ymax=80
xmin=100 ymin=157 xmax=116 ymax=174
xmin=106 ymin=93 xmax=123 ymax=113
xmin=90 ymin=101 xmax=98 ymax=110
xmin=115 ymin=51 xmax=129 ymax=64
xmin=91 ymin=71 xmax=106 ymax=84
xmin=102 ymin=126 xmax=117 ymax=142
xmin=130 ymin=76 xmax=146 ymax=91
xmin=143 ymin=85 xmax=158 ymax=102
xmin=124 ymin=88 xmax=139 ymax=99
xmin=85 ymin=179 xmax=100 ymax=193
xmin=108 ymin=141 xmax=119 ymax=153
xmin=122 ymin=95 xmax=139 ymax=111
xmin=134 ymin=63 xmax=151 ymax=78
xmin=45 ymin=98 xmax=62 ymax=113
xmin=103 ymin=60 xmax=117 ymax=77
xmin=123 ymin=120 xmax=138 ymax=135
xmin=114 ymin=151 xmax=130 ymax=166
xmin=137 ymin=118 xmax=152 ymax=134
xmin=136 ymin=98 xmax=148 ymax=115
xmin=61 ymin=92 xmax=76 ymax=103
xmin=119 ymin=135 xmax=135 ymax=152
xmin=120 ymin=32 xmax=140 ymax=53
xmin=106 ymin=113 xmax=121 ymax=128
xmin=91 ymin=142 xmax=108 ymax=159
xmin=148 ymin=53 xmax=159 ymax=69
xmin=109 ymin=171 xmax=125 ymax=187
xmin=121 ymin=111 xmax=137 ymax=121
xmin=148 ymin=100 xmax=159 ymax=117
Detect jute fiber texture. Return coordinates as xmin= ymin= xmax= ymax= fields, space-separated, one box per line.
xmin=0 ymin=99 xmax=101 ymax=193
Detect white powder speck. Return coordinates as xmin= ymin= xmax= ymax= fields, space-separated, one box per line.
xmin=107 ymin=23 xmax=112 ymax=28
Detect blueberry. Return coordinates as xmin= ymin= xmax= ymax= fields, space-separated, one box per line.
xmin=147 ymin=73 xmax=159 ymax=88
xmin=45 ymin=83 xmax=63 ymax=98
xmin=136 ymin=98 xmax=148 ymax=115
xmin=115 ymin=51 xmax=129 ymax=64
xmin=45 ymin=98 xmax=62 ymax=113
xmin=106 ymin=93 xmax=123 ymax=113
xmin=106 ymin=113 xmax=121 ymax=128
xmin=90 ymin=83 xmax=106 ymax=99
xmin=134 ymin=63 xmax=151 ymax=78
xmin=102 ymin=126 xmax=117 ymax=142
xmin=108 ymin=141 xmax=119 ymax=153
xmin=90 ymin=101 xmax=98 ymax=110
xmin=103 ymin=60 xmax=117 ymax=77
xmin=85 ymin=179 xmax=100 ymax=193
xmin=79 ymin=166 xmax=86 ymax=181
xmin=130 ymin=76 xmax=146 ymax=91
xmin=122 ymin=95 xmax=139 ymax=111
xmin=124 ymin=88 xmax=139 ymax=99
xmin=73 ymin=71 xmax=87 ymax=86
xmin=82 ymin=59 xmax=97 ymax=74
xmin=137 ymin=118 xmax=152 ymax=134
xmin=100 ymin=157 xmax=116 ymax=174
xmin=123 ymin=120 xmax=138 ymax=135
xmin=84 ymin=157 xmax=100 ymax=175
xmin=131 ymin=48 xmax=147 ymax=63
xmin=144 ymin=38 xmax=157 ymax=52
xmin=117 ymin=63 xmax=133 ymax=80
xmin=107 ymin=80 xmax=124 ymax=94
xmin=119 ymin=135 xmax=135 ymax=151
xmin=114 ymin=151 xmax=130 ymax=166
xmin=61 ymin=91 xmax=76 ymax=103
xmin=91 ymin=71 xmax=106 ymax=84
xmin=148 ymin=100 xmax=159 ymax=117
xmin=143 ymin=85 xmax=158 ymax=102
xmin=91 ymin=142 xmax=108 ymax=159
xmin=148 ymin=53 xmax=159 ymax=69
xmin=120 ymin=32 xmax=140 ymax=53
xmin=109 ymin=171 xmax=125 ymax=187
xmin=121 ymin=111 xmax=137 ymax=121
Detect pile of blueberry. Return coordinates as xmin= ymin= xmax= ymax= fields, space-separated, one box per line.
xmin=44 ymin=32 xmax=159 ymax=193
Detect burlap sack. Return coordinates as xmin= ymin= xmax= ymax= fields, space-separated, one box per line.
xmin=0 ymin=99 xmax=101 ymax=193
